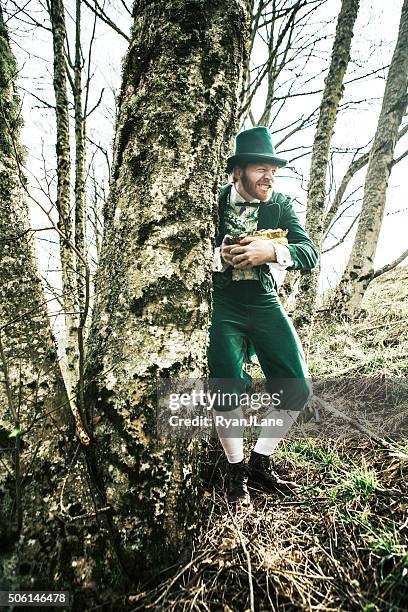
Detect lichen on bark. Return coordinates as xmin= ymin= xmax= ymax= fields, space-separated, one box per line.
xmin=84 ymin=0 xmax=248 ymax=577
xmin=294 ymin=0 xmax=360 ymax=328
xmin=0 ymin=9 xmax=108 ymax=597
xmin=48 ymin=0 xmax=80 ymax=394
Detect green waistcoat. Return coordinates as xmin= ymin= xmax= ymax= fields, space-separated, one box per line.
xmin=213 ymin=183 xmax=318 ymax=292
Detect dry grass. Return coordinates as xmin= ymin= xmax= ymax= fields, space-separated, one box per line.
xmin=123 ymin=268 xmax=408 ymax=612
xmin=127 ymin=440 xmax=408 ymax=611
xmin=308 ymin=266 xmax=408 ymax=377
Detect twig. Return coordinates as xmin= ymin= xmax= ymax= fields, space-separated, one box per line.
xmin=226 ymin=504 xmax=255 ymax=612
xmin=313 ymin=394 xmax=408 ymax=459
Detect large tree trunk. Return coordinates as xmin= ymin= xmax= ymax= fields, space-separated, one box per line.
xmin=48 ymin=0 xmax=80 ymax=395
xmin=0 ymin=12 xmax=124 ymax=602
xmin=84 ymin=0 xmax=248 ymax=578
xmin=335 ymin=0 xmax=408 ymax=316
xmin=294 ymin=0 xmax=360 ymax=328
xmin=0 ymin=6 xmax=81 ymax=590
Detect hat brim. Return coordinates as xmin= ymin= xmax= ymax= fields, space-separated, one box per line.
xmin=226 ymin=153 xmax=287 ymax=174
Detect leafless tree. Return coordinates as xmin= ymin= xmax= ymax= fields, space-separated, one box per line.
xmin=293 ymin=0 xmax=360 ymax=328
xmin=83 ymin=0 xmax=249 ymax=577
xmin=334 ymin=0 xmax=408 ymax=315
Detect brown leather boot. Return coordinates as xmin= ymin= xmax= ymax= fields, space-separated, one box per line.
xmin=226 ymin=460 xmax=251 ymax=506
xmin=248 ymin=450 xmax=301 ymax=495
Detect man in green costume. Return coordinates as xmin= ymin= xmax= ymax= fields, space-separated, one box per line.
xmin=208 ymin=126 xmax=318 ymax=505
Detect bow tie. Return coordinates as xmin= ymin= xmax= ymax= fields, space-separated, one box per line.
xmin=235 ymin=201 xmax=259 ymax=208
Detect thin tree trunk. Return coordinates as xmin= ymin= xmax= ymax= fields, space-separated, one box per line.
xmin=240 ymin=0 xmax=257 ymax=117
xmin=335 ymin=0 xmax=408 ymax=316
xmin=74 ymin=0 xmax=87 ymax=319
xmin=72 ymin=0 xmax=91 ymax=441
xmin=294 ymin=0 xmax=360 ymax=328
xmin=279 ymin=270 xmax=299 ymax=308
xmin=48 ymin=0 xmax=80 ymax=393
xmin=84 ymin=0 xmax=248 ymax=578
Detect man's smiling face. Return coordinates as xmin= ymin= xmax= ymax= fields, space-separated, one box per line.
xmin=233 ymin=162 xmax=278 ymax=202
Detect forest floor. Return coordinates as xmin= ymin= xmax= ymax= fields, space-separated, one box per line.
xmin=126 ymin=267 xmax=408 ymax=612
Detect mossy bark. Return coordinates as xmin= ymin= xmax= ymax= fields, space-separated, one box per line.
xmin=0 ymin=11 xmax=125 ymax=603
xmin=335 ymin=0 xmax=408 ymax=316
xmin=84 ymin=0 xmax=248 ymax=578
xmin=294 ymin=0 xmax=360 ymax=328
xmin=49 ymin=0 xmax=80 ymax=393
xmin=0 ymin=7 xmax=86 ymax=592
xmin=73 ymin=0 xmax=87 ymax=317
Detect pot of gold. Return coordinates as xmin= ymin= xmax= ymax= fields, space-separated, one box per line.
xmin=226 ymin=228 xmax=288 ymax=246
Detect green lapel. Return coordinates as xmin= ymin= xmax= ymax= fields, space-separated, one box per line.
xmin=217 ymin=184 xmax=283 ymax=235
xmin=216 ymin=184 xmax=318 ymax=277
xmin=257 ymin=193 xmax=283 ymax=230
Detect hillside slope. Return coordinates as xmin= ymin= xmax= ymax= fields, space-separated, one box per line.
xmin=309 ymin=265 xmax=408 ymax=377
xmin=111 ymin=270 xmax=408 ymax=611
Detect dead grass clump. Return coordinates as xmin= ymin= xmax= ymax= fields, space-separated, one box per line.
xmin=128 ymin=439 xmax=408 ymax=611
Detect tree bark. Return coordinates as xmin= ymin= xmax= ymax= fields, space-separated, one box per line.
xmin=84 ymin=0 xmax=248 ymax=578
xmin=73 ymin=0 xmax=88 ymax=320
xmin=48 ymin=0 xmax=80 ymax=394
xmin=294 ymin=0 xmax=360 ymax=328
xmin=335 ymin=0 xmax=408 ymax=316
xmin=0 ymin=7 xmax=85 ymax=590
xmin=0 ymin=12 xmax=126 ymax=600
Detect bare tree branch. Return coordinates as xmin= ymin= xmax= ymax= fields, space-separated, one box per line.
xmin=324 ymin=123 xmax=408 ymax=233
xmin=372 ymin=247 xmax=408 ymax=280
xmin=322 ymin=212 xmax=360 ymax=253
xmin=81 ymin=0 xmax=129 ymax=41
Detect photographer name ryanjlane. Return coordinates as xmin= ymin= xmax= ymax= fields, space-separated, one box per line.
xmin=168 ymin=415 xmax=285 ymax=428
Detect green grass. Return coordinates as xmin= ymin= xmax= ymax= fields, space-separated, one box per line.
xmin=276 ymin=439 xmax=342 ymax=466
xmin=160 ymin=268 xmax=408 ymax=612
xmin=341 ymin=460 xmax=380 ymax=499
xmin=366 ymin=525 xmax=405 ymax=556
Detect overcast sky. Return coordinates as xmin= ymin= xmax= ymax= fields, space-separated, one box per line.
xmin=249 ymin=0 xmax=407 ymax=291
xmin=6 ymin=0 xmax=408 ymax=306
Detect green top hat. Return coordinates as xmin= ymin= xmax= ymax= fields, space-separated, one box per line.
xmin=226 ymin=126 xmax=287 ymax=173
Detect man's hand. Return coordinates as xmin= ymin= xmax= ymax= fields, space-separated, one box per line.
xmin=220 ymin=235 xmax=236 ymax=266
xmin=230 ymin=236 xmax=277 ymax=269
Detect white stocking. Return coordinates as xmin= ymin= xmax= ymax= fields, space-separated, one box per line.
xmin=253 ymin=409 xmax=300 ymax=456
xmin=213 ymin=406 xmax=246 ymax=463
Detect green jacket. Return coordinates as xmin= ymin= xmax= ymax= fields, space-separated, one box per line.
xmin=214 ymin=183 xmax=318 ymax=292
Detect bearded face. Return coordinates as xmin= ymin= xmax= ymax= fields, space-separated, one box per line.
xmin=234 ymin=163 xmax=278 ymax=202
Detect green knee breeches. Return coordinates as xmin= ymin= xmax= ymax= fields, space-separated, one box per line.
xmin=207 ymin=280 xmax=312 ymax=412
